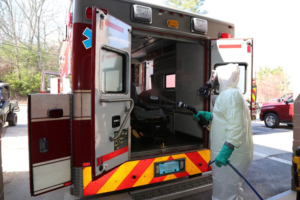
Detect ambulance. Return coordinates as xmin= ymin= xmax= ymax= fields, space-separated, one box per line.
xmin=28 ymin=0 xmax=254 ymax=198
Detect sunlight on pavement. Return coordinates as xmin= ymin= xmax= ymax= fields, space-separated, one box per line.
xmin=2 ymin=105 xmax=29 ymax=172
xmin=253 ymin=130 xmax=293 ymax=153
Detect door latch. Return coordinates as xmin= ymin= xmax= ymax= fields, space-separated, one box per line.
xmin=39 ymin=138 xmax=48 ymax=153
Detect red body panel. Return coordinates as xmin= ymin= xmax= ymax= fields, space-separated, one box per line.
xmin=72 ymin=120 xmax=92 ymax=167
xmin=30 ymin=120 xmax=70 ymax=163
xmin=72 ymin=23 xmax=92 ymax=91
xmin=70 ymin=23 xmax=93 ymax=168
xmin=260 ymin=101 xmax=294 ymax=122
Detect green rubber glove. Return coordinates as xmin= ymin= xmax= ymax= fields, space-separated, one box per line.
xmin=193 ymin=111 xmax=212 ymax=122
xmin=215 ymin=144 xmax=234 ymax=167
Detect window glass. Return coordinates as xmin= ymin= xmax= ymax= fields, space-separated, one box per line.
xmin=215 ymin=64 xmax=246 ymax=94
xmin=166 ymin=74 xmax=176 ymax=88
xmin=237 ymin=66 xmax=246 ymax=94
xmin=287 ymin=97 xmax=293 ymax=103
xmin=101 ymin=49 xmax=125 ymax=93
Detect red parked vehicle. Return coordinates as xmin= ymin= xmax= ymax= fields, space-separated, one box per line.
xmin=262 ymin=93 xmax=292 ymax=106
xmin=260 ymin=94 xmax=294 ymax=128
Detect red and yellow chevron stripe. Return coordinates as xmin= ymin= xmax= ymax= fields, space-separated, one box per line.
xmin=252 ymin=87 xmax=256 ymax=103
xmin=83 ymin=149 xmax=210 ymax=196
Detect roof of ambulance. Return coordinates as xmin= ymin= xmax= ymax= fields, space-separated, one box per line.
xmin=121 ymin=0 xmax=234 ymax=26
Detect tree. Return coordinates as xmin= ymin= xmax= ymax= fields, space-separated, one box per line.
xmin=163 ymin=0 xmax=208 ymax=14
xmin=256 ymin=66 xmax=291 ymax=102
xmin=0 ymin=0 xmax=66 ymax=97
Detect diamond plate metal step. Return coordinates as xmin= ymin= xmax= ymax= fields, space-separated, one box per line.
xmin=130 ymin=175 xmax=212 ymax=200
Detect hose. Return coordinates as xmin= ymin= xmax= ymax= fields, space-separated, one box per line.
xmin=208 ymin=160 xmax=263 ymax=200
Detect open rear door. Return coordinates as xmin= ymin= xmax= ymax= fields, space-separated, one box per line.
xmin=28 ymin=94 xmax=71 ymax=196
xmin=210 ymin=38 xmax=253 ymax=108
xmin=91 ymin=8 xmax=132 ymax=177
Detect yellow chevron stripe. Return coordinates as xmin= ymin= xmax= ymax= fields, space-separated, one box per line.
xmin=164 ymin=174 xmax=177 ymax=181
xmin=252 ymin=94 xmax=256 ymax=101
xmin=171 ymin=154 xmax=201 ymax=175
xmin=198 ymin=150 xmax=210 ymax=164
xmin=133 ymin=156 xmax=170 ymax=187
xmin=98 ymin=160 xmax=139 ymax=193
xmin=83 ymin=167 xmax=92 ymax=189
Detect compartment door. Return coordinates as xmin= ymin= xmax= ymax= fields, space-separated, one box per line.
xmin=210 ymin=39 xmax=253 ymax=108
xmin=28 ymin=94 xmax=71 ymax=196
xmin=91 ymin=8 xmax=132 ymax=177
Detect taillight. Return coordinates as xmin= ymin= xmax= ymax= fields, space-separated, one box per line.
xmin=247 ymin=45 xmax=251 ymax=53
xmin=64 ymin=181 xmax=72 ymax=186
xmin=86 ymin=7 xmax=92 ymax=20
xmin=83 ymin=162 xmax=91 ymax=167
xmin=219 ymin=32 xmax=232 ymax=38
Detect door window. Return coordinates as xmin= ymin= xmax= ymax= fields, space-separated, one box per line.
xmin=165 ymin=74 xmax=176 ymax=89
xmin=101 ymin=48 xmax=126 ymax=93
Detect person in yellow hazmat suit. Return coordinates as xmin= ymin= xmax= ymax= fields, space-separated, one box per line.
xmin=194 ymin=63 xmax=254 ymax=200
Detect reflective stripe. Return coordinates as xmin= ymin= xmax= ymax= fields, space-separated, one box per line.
xmin=73 ymin=117 xmax=91 ymax=121
xmin=83 ymin=149 xmax=211 ymax=197
xmin=34 ymin=184 xmax=64 ymax=195
xmin=31 ymin=117 xmax=70 ymax=122
xmin=33 ymin=156 xmax=71 ymax=167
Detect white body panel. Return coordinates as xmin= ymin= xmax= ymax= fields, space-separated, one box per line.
xmin=62 ymin=77 xmax=71 ymax=94
xmin=32 ymin=157 xmax=71 ymax=195
xmin=94 ymin=9 xmax=132 ymax=176
xmin=50 ymin=78 xmax=59 ymax=94
xmin=211 ymin=39 xmax=253 ymax=106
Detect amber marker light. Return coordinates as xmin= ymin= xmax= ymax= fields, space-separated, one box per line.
xmin=167 ymin=20 xmax=179 ymax=29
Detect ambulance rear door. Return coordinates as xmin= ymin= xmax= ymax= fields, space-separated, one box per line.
xmin=28 ymin=94 xmax=71 ymax=196
xmin=210 ymin=39 xmax=253 ymax=109
xmin=91 ymin=8 xmax=132 ymax=178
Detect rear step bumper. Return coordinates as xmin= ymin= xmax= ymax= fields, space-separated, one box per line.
xmin=130 ymin=175 xmax=212 ymax=200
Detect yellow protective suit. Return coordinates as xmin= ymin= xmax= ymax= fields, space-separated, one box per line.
xmin=210 ymin=64 xmax=254 ymax=200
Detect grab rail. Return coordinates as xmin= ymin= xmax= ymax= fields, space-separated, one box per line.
xmin=100 ymin=98 xmax=134 ymax=141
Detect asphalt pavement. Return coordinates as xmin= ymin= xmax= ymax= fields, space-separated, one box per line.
xmin=1 ymin=105 xmax=294 ymax=200
xmin=181 ymin=121 xmax=294 ymax=200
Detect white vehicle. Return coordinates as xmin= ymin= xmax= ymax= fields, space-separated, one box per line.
xmin=27 ymin=0 xmax=254 ymax=198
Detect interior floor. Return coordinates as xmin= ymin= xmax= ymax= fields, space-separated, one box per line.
xmin=130 ymin=32 xmax=205 ymax=158
xmin=131 ymin=132 xmax=203 ymax=157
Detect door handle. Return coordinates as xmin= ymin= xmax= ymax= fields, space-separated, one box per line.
xmin=39 ymin=138 xmax=48 ymax=153
xmin=100 ymin=98 xmax=134 ymax=141
xmin=48 ymin=108 xmax=63 ymax=118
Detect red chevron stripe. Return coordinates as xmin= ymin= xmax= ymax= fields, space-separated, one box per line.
xmin=149 ymin=175 xmax=167 ymax=184
xmin=116 ymin=158 xmax=155 ymax=190
xmin=174 ymin=171 xmax=189 ymax=178
xmin=185 ymin=152 xmax=209 ymax=172
xmin=148 ymin=156 xmax=173 ymax=184
xmin=84 ymin=168 xmax=118 ymax=196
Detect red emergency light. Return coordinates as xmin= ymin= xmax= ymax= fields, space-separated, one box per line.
xmin=86 ymin=7 xmax=92 ymax=20
xmin=83 ymin=162 xmax=91 ymax=167
xmin=247 ymin=45 xmax=251 ymax=53
xmin=64 ymin=181 xmax=72 ymax=186
xmin=219 ymin=32 xmax=232 ymax=38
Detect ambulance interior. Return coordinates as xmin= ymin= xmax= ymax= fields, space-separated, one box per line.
xmin=130 ymin=32 xmax=207 ymax=157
